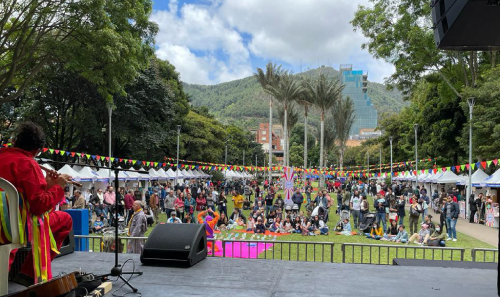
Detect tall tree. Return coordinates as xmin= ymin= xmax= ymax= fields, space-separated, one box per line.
xmin=277 ymin=101 xmax=299 ymax=147
xmin=265 ymin=71 xmax=303 ymax=167
xmin=333 ymin=96 xmax=355 ymax=170
xmin=255 ymin=62 xmax=282 ymax=180
xmin=296 ymin=82 xmax=315 ymax=170
xmin=305 ymin=74 xmax=344 ymax=186
xmin=0 ymin=0 xmax=158 ymax=104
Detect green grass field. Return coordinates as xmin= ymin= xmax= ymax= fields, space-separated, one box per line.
xmin=86 ymin=182 xmax=497 ymax=264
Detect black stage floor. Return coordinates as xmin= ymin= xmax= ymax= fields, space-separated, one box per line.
xmin=8 ymin=252 xmax=497 ymax=296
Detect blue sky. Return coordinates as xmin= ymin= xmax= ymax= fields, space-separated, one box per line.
xmin=150 ymin=0 xmax=395 ymax=85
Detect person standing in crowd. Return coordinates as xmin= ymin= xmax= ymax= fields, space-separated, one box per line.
xmin=133 ymin=187 xmax=142 ymax=201
xmin=443 ymin=194 xmax=459 ymax=241
xmin=397 ymin=195 xmax=406 ymax=226
xmin=469 ymin=193 xmax=481 ymax=223
xmin=342 ymin=189 xmax=351 ymax=211
xmin=217 ymin=192 xmax=228 ymax=216
xmin=409 ymin=196 xmax=422 ymax=235
xmin=206 ymin=189 xmax=215 ymax=211
xmin=165 ymin=190 xmax=176 ymax=219
xmin=350 ymin=190 xmax=362 ymax=229
xmin=184 ymin=192 xmax=196 ymax=221
xmin=196 ymin=192 xmax=207 ymax=212
xmin=232 ymin=190 xmax=244 ymax=210
xmin=127 ymin=201 xmax=147 ymax=254
xmin=149 ymin=192 xmax=160 ymax=224
xmin=104 ymin=186 xmax=116 ymax=225
xmin=375 ymin=193 xmax=387 ymax=231
xmin=72 ymin=190 xmax=85 ymax=209
xmin=420 ymin=191 xmax=430 ymax=223
xmin=124 ymin=190 xmax=134 ymax=223
xmin=305 ymin=180 xmax=312 ymax=205
xmin=360 ymin=195 xmax=369 ymax=224
xmin=91 ymin=188 xmax=105 ymax=218
xmin=291 ymin=188 xmax=304 ymax=210
xmin=264 ymin=191 xmax=274 ymax=217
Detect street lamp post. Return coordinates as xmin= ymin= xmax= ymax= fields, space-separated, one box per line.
xmin=224 ymin=138 xmax=229 ymax=180
xmin=107 ymin=102 xmax=113 ymax=184
xmin=379 ymin=146 xmax=382 ymax=176
xmin=467 ymin=97 xmax=475 ymax=218
xmin=414 ymin=124 xmax=419 ymax=189
xmin=389 ymin=136 xmax=393 ymax=184
xmin=176 ymin=125 xmax=181 ymax=187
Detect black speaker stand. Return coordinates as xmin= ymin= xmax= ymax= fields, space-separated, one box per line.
xmin=100 ymin=167 xmax=143 ymax=293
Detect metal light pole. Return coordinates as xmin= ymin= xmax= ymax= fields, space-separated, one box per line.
xmin=243 ymin=150 xmax=245 ymax=167
xmin=176 ymin=125 xmax=181 ymax=187
xmin=389 ymin=136 xmax=393 ymax=184
xmin=414 ymin=124 xmax=419 ymax=189
xmin=224 ymin=138 xmax=229 ymax=180
xmin=268 ymin=98 xmax=273 ymax=185
xmin=379 ymin=146 xmax=382 ymax=176
xmin=107 ymin=102 xmax=113 ymax=184
xmin=467 ymin=97 xmax=475 ymax=218
xmin=367 ymin=151 xmax=370 ymax=182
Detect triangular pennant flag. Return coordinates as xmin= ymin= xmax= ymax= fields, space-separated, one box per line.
xmin=54 ymin=150 xmax=59 ymax=154
xmin=154 ymin=162 xmax=158 ymax=167
xmin=96 ymin=155 xmax=100 ymax=160
xmin=65 ymin=151 xmax=70 ymax=156
xmin=494 ymin=159 xmax=499 ymax=166
xmin=455 ymin=165 xmax=460 ymax=172
xmin=481 ymin=161 xmax=487 ymax=169
xmin=461 ymin=165 xmax=465 ymax=171
xmin=472 ymin=163 xmax=476 ymax=170
xmin=86 ymin=154 xmax=91 ymax=159
xmin=487 ymin=160 xmax=492 ymax=167
xmin=465 ymin=164 xmax=470 ymax=170
xmin=43 ymin=148 xmax=49 ymax=153
xmin=132 ymin=160 xmax=137 ymax=165
xmin=119 ymin=158 xmax=123 ymax=162
xmin=70 ymin=152 xmax=76 ymax=157
xmin=110 ymin=157 xmax=115 ymax=162
xmin=60 ymin=150 xmax=65 ymax=155
xmin=142 ymin=161 xmax=146 ymax=166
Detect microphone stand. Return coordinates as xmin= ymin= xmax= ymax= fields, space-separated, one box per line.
xmin=37 ymin=159 xmax=144 ymax=292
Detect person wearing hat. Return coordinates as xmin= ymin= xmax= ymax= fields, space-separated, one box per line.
xmin=167 ymin=211 xmax=182 ymax=224
xmin=254 ymin=217 xmax=266 ymax=234
xmin=407 ymin=223 xmax=430 ymax=245
xmin=197 ymin=208 xmax=220 ymax=252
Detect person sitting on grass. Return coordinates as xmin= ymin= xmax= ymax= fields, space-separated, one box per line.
xmin=167 ymin=212 xmax=182 ymax=224
xmin=301 ymin=216 xmax=312 ymax=236
xmin=246 ymin=216 xmax=256 ymax=232
xmin=216 ymin=213 xmax=229 ymax=230
xmin=407 ymin=223 xmax=430 ymax=245
xmin=269 ymin=217 xmax=281 ymax=233
xmin=366 ymin=222 xmax=383 ymax=240
xmin=425 ymin=224 xmax=447 ymax=247
xmin=183 ymin=216 xmax=193 ymax=224
xmin=319 ymin=218 xmax=330 ymax=235
xmin=292 ymin=216 xmax=302 ymax=233
xmin=254 ymin=218 xmax=266 ymax=234
xmin=92 ymin=216 xmax=104 ymax=233
xmin=423 ymin=214 xmax=435 ymax=233
xmin=391 ymin=225 xmax=408 ymax=243
xmin=283 ymin=217 xmax=293 ymax=233
xmin=336 ymin=218 xmax=352 ymax=236
xmin=382 ymin=220 xmax=399 ymax=241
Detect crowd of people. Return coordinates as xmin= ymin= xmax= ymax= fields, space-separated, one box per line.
xmin=61 ymin=173 xmax=495 ymax=255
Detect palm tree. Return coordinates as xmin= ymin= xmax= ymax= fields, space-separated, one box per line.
xmin=305 ymin=74 xmax=344 ymax=187
xmin=332 ymin=96 xmax=355 ymax=170
xmin=265 ymin=71 xmax=303 ymax=167
xmin=296 ymin=80 xmax=314 ymax=171
xmin=255 ymin=62 xmax=282 ymax=180
xmin=277 ymin=101 xmax=299 ymax=144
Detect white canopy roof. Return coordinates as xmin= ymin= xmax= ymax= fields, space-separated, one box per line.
xmin=181 ymin=169 xmax=194 ymax=178
xmin=97 ymin=168 xmax=130 ymax=181
xmin=157 ymin=168 xmax=173 ymax=180
xmin=462 ymin=169 xmax=489 ymax=186
xmin=436 ymin=170 xmax=460 ymax=184
xmin=196 ymin=170 xmax=210 ymax=178
xmin=148 ymin=168 xmax=161 ymax=180
xmin=430 ymin=172 xmax=444 ymax=183
xmin=58 ymin=165 xmax=83 ymax=182
xmin=78 ymin=166 xmax=108 ymax=182
xmin=482 ymin=169 xmax=500 ymax=187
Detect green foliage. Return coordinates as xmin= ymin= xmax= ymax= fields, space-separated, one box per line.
xmin=183 ymin=67 xmax=406 ymax=130
xmin=0 ymin=0 xmax=158 ymax=103
xmin=289 ymin=144 xmax=304 ymax=167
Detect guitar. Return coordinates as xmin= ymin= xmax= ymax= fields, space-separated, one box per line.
xmin=10 ymin=272 xmax=77 ymax=297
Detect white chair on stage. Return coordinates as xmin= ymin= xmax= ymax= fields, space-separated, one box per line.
xmin=0 ymin=178 xmax=23 ymax=296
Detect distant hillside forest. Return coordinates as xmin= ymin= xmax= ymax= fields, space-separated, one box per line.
xmin=183 ymin=66 xmax=407 ymax=130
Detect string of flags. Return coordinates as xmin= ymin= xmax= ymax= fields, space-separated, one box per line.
xmin=0 ymin=143 xmax=497 ymax=177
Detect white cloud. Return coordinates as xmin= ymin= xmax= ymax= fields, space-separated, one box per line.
xmin=150 ymin=0 xmax=394 ymax=84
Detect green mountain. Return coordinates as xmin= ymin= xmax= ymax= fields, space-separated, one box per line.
xmin=183 ymin=66 xmax=406 ymax=130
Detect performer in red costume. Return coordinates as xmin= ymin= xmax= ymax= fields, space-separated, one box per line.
xmin=0 ymin=122 xmax=73 ymax=286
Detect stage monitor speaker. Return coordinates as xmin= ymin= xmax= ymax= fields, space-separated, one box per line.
xmin=431 ymin=0 xmax=500 ymax=50
xmin=56 ymin=228 xmax=75 ymax=258
xmin=141 ymin=223 xmax=207 ymax=267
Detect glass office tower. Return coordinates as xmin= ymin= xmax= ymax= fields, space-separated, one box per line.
xmin=340 ymin=64 xmax=378 ymax=136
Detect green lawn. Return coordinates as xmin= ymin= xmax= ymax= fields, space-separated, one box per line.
xmin=86 ymin=183 xmax=497 ymax=264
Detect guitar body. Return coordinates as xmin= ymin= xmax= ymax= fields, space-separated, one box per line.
xmin=10 ymin=272 xmax=77 ymax=297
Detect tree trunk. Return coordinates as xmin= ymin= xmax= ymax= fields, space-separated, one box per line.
xmin=284 ymin=104 xmax=288 ymax=167
xmin=303 ymin=106 xmax=308 ymax=170
xmin=268 ymin=97 xmax=273 ymax=184
xmin=319 ymin=111 xmax=325 ymax=188
xmin=339 ymin=146 xmax=344 ymax=171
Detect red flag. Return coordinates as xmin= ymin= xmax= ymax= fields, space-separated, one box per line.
xmin=481 ymin=161 xmax=487 ymax=169
xmin=455 ymin=165 xmax=460 ymax=172
xmin=43 ymin=148 xmax=49 ymax=153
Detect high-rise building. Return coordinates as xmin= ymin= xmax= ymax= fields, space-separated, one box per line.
xmin=250 ymin=123 xmax=284 ymax=163
xmin=340 ymin=64 xmax=378 ymax=136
